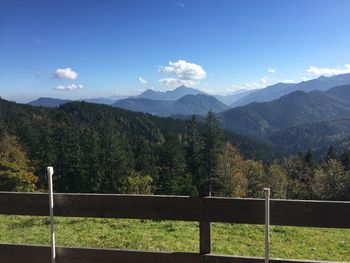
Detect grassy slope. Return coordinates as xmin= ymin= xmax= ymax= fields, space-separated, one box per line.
xmin=0 ymin=216 xmax=349 ymax=261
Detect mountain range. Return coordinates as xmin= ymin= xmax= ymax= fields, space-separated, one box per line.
xmin=26 ymin=74 xmax=350 ymax=156
xmin=133 ymin=85 xmax=205 ymax=100
xmin=113 ymin=94 xmax=229 ymax=116
xmin=219 ymin=84 xmax=350 ymax=155
xmin=231 ymin=73 xmax=350 ymax=107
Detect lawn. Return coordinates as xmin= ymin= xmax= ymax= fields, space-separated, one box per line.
xmin=0 ymin=215 xmax=349 ymax=262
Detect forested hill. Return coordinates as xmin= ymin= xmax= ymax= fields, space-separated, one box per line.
xmin=219 ymin=88 xmax=350 ymax=138
xmin=0 ymin=98 xmax=277 ymax=194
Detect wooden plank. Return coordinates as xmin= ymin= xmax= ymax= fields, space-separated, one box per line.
xmin=205 ymin=198 xmax=264 ymax=224
xmin=204 ymin=197 xmax=350 ymax=228
xmin=0 ymin=192 xmax=202 ymax=221
xmin=270 ymin=199 xmax=350 ymax=228
xmin=204 ymin=254 xmax=334 ymax=263
xmin=0 ymin=192 xmax=48 ymax=216
xmin=0 ymin=244 xmax=335 ymax=263
xmin=0 ymin=244 xmax=200 ymax=263
xmin=0 ymin=243 xmax=50 ymax=263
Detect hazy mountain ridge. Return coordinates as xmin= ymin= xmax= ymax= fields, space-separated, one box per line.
xmin=114 ymin=94 xmax=229 ymax=116
xmin=232 ymin=73 xmax=350 ymax=107
xmin=135 ymin=86 xmax=206 ymax=100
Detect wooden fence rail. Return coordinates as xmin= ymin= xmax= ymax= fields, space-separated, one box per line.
xmin=0 ymin=192 xmax=349 ymax=263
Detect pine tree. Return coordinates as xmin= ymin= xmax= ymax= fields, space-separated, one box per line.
xmin=185 ymin=115 xmax=202 ymax=193
xmin=156 ymin=135 xmax=196 ymax=195
xmin=100 ymin=122 xmax=133 ymax=193
xmin=199 ymin=111 xmax=223 ymax=196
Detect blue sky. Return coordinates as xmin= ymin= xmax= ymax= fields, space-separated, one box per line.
xmin=1 ymin=0 xmax=350 ymax=102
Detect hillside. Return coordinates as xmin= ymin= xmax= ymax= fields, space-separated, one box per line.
xmin=326 ymin=84 xmax=350 ymax=102
xmin=114 ymin=94 xmax=229 ymax=116
xmin=269 ymin=118 xmax=350 ymax=155
xmin=232 ymin=73 xmax=350 ymax=107
xmin=219 ymin=89 xmax=350 ymax=138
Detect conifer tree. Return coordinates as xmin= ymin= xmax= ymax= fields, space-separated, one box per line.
xmin=185 ymin=115 xmax=202 ymax=192
xmin=199 ymin=111 xmax=223 ymax=196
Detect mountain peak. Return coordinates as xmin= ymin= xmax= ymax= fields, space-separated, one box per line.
xmin=174 ymin=85 xmax=190 ymax=90
xmin=136 ymin=86 xmax=205 ymax=101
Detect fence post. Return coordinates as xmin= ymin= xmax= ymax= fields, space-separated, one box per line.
xmin=264 ymin=188 xmax=270 ymax=263
xmin=47 ymin=167 xmax=56 ymax=263
xmin=200 ymin=192 xmax=211 ymax=263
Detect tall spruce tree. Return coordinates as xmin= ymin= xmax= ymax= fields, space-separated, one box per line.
xmin=199 ymin=111 xmax=223 ymax=196
xmin=185 ymin=115 xmax=202 ymax=194
xmin=156 ymin=135 xmax=196 ymax=195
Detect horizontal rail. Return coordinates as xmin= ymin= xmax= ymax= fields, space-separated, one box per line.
xmin=0 ymin=244 xmax=334 ymax=263
xmin=0 ymin=192 xmax=202 ymax=221
xmin=205 ymin=197 xmax=350 ymax=228
xmin=0 ymin=192 xmax=350 ymax=228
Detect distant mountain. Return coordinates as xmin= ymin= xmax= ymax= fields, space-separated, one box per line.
xmin=135 ymin=86 xmax=206 ymax=100
xmin=113 ymin=98 xmax=172 ymax=115
xmin=114 ymin=94 xmax=229 ymax=116
xmin=28 ymin=97 xmax=71 ymax=107
xmin=82 ymin=98 xmax=119 ymax=105
xmin=219 ymin=89 xmax=350 ymax=138
xmin=232 ymin=73 xmax=350 ymax=107
xmin=170 ymin=94 xmax=229 ymax=115
xmin=215 ymin=89 xmax=257 ymax=105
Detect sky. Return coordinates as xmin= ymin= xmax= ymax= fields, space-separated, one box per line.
xmin=1 ymin=0 xmax=350 ymax=102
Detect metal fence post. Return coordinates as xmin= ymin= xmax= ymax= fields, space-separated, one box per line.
xmin=47 ymin=167 xmax=56 ymax=263
xmin=263 ymin=188 xmax=270 ymax=263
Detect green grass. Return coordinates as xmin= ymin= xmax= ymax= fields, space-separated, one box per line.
xmin=0 ymin=215 xmax=349 ymax=262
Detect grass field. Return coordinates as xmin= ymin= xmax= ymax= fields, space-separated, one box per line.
xmin=0 ymin=215 xmax=349 ymax=262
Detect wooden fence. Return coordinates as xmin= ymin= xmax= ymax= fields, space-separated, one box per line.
xmin=0 ymin=192 xmax=349 ymax=263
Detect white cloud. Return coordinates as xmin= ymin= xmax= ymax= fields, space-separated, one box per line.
xmin=230 ymin=76 xmax=272 ymax=92
xmin=307 ymin=64 xmax=350 ymax=76
xmin=260 ymin=77 xmax=268 ymax=84
xmin=54 ymin=84 xmax=84 ymax=91
xmin=268 ymin=68 xmax=276 ymax=73
xmin=301 ymin=76 xmax=312 ymax=82
xmin=54 ymin=67 xmax=78 ymax=80
xmin=283 ymin=79 xmax=297 ymax=83
xmin=230 ymin=82 xmax=264 ymax=91
xmin=176 ymin=2 xmax=185 ymax=7
xmin=159 ymin=59 xmax=206 ymax=87
xmin=138 ymin=76 xmax=148 ymax=84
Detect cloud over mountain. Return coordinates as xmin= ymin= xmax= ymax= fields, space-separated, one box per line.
xmin=307 ymin=64 xmax=350 ymax=76
xmin=159 ymin=60 xmax=206 ymax=87
xmin=54 ymin=84 xmax=84 ymax=91
xmin=138 ymin=76 xmax=147 ymax=84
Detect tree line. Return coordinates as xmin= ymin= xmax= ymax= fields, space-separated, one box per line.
xmin=0 ymin=99 xmax=349 ymax=200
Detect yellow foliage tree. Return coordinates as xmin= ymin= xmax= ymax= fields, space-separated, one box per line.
xmin=0 ymin=134 xmax=38 ymax=192
xmin=215 ymin=143 xmax=247 ymax=197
